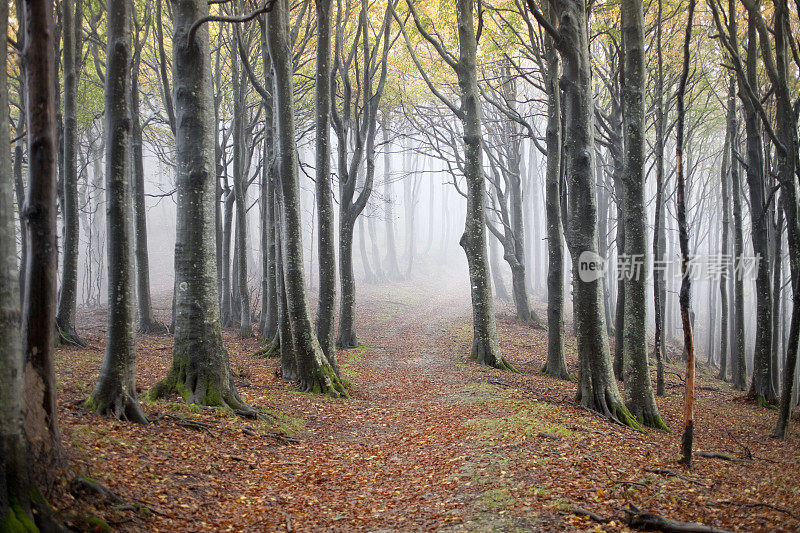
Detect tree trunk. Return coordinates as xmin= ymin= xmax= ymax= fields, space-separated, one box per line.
xmin=621 ymin=0 xmax=665 ymax=429
xmin=274 ymin=187 xmax=297 ymax=381
xmin=456 ymin=0 xmax=511 ymax=370
xmin=56 ymin=0 xmax=84 ymax=347
xmin=403 ymin=154 xmax=417 ymax=279
xmin=769 ymin=0 xmax=800 ymax=438
xmin=232 ymin=49 xmax=252 ymax=338
xmin=555 ymin=0 xmax=637 ymax=426
xmin=132 ymin=18 xmax=165 ymax=335
xmin=542 ymin=9 xmax=569 ymax=379
xmin=21 ymin=0 xmax=63 ymax=480
xmin=613 ymin=174 xmax=625 ymax=380
xmin=381 ymin=117 xmax=402 ymax=279
xmin=221 ymin=187 xmax=234 ymax=326
xmin=771 ymin=204 xmax=783 ymax=394
xmin=260 ymin=109 xmax=279 ymax=342
xmin=87 ymin=0 xmax=147 ymax=423
xmin=718 ymin=77 xmax=734 ymax=381
xmin=743 ymin=14 xmax=775 ymax=403
xmin=314 ymin=0 xmax=337 ymax=362
xmin=149 ymin=0 xmax=251 ymax=413
xmin=730 ymin=130 xmax=747 ymax=390
xmin=652 ymin=0 xmax=667 ymax=395
xmin=358 ymin=213 xmax=374 ymax=282
xmin=0 ymin=3 xmax=59 ymax=526
xmin=268 ymin=0 xmax=345 ymax=395
xmin=488 ymin=229 xmax=510 ymax=301
xmin=337 ymin=217 xmax=359 ymax=347
xmin=677 ymin=0 xmax=697 ymax=467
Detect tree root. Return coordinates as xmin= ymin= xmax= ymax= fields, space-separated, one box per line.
xmin=85 ymin=391 xmax=148 ymax=424
xmin=541 ymin=365 xmax=574 ymax=381
xmin=56 ymin=322 xmax=87 ymax=348
xmin=628 ymin=408 xmax=670 ymax=431
xmin=608 ymin=401 xmax=644 ymax=431
xmin=300 ymin=363 xmax=349 ymax=398
xmin=149 ymin=368 xmax=257 ymax=418
xmin=693 ymin=451 xmax=748 ymax=462
xmin=570 ymin=504 xmax=734 ymax=533
xmin=623 ymin=505 xmax=734 ymax=532
xmin=139 ymin=319 xmax=169 ymax=335
xmin=251 ymin=338 xmax=279 ymax=358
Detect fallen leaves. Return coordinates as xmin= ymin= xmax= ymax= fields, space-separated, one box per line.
xmin=51 ymin=273 xmax=800 ymax=532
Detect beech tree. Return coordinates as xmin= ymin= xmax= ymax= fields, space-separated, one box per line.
xmin=21 ymin=0 xmax=64 ymax=479
xmin=268 ymin=0 xmax=347 ymax=395
xmin=86 ymin=0 xmax=148 ymax=424
xmin=620 ymin=0 xmax=665 ymax=428
xmin=55 ymin=0 xmax=85 ymax=347
xmin=395 ymin=0 xmax=513 ymax=370
xmin=677 ymin=0 xmax=697 ymax=466
xmin=149 ymin=0 xmax=253 ymax=412
xmin=0 ymin=2 xmax=57 ymax=528
xmin=528 ymin=0 xmax=639 ymax=427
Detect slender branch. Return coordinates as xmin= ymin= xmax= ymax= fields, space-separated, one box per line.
xmin=188 ymin=0 xmax=276 ymax=44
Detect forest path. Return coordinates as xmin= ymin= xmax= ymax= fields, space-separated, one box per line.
xmin=56 ymin=270 xmax=800 ymax=532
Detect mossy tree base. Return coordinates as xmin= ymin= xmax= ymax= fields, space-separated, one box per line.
xmin=139 ymin=319 xmax=169 ymax=335
xmin=627 ymin=406 xmax=670 ymax=431
xmin=578 ymin=387 xmax=643 ymax=431
xmin=299 ymin=362 xmax=348 ymax=398
xmin=148 ymin=357 xmax=256 ymax=418
xmin=55 ymin=323 xmax=87 ymax=348
xmin=472 ymin=343 xmax=517 ymax=372
xmin=1 ymin=485 xmax=64 ymax=533
xmin=542 ymin=365 xmax=574 ymax=381
xmin=85 ymin=390 xmax=148 ymax=424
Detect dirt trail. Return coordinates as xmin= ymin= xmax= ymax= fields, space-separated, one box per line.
xmin=57 ymin=273 xmax=800 ymax=532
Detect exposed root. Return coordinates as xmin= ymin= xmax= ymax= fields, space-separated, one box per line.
xmin=541 ymin=365 xmax=574 ymax=381
xmin=300 ymin=363 xmax=349 ymax=398
xmin=251 ymin=338 xmax=280 ymax=358
xmin=56 ymin=322 xmax=87 ymax=348
xmin=140 ymin=319 xmax=169 ymax=335
xmin=149 ymin=365 xmax=256 ymax=417
xmin=609 ymin=401 xmax=644 ymax=431
xmin=85 ymin=392 xmax=148 ymax=424
xmin=627 ymin=405 xmax=671 ymax=431
xmin=623 ymin=505 xmax=734 ymax=532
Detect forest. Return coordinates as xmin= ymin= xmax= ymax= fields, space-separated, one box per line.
xmin=0 ymin=0 xmax=799 ymax=530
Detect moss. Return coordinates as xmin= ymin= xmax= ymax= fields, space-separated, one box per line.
xmin=641 ymin=414 xmax=670 ymax=432
xmin=610 ymin=402 xmax=644 ymax=431
xmin=86 ymin=515 xmax=111 ymax=533
xmin=202 ymin=376 xmax=224 ymax=406
xmin=304 ymin=363 xmax=349 ymax=398
xmin=1 ymin=503 xmax=38 ymax=533
xmin=479 ymin=488 xmax=516 ymax=511
xmin=83 ymin=395 xmax=104 ymax=413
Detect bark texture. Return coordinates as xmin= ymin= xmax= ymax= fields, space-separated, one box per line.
xmin=620 ymin=0 xmax=665 ymax=429
xmin=314 ymin=0 xmax=338 ymax=364
xmin=86 ymin=0 xmax=148 ymax=424
xmin=537 ymin=0 xmax=637 ymax=426
xmin=55 ymin=0 xmax=84 ymax=347
xmin=268 ymin=0 xmax=346 ymax=395
xmin=455 ymin=0 xmax=510 ymax=370
xmin=542 ymin=6 xmax=569 ymax=379
xmin=150 ymin=0 xmax=251 ymax=413
xmin=21 ymin=0 xmax=63 ymax=480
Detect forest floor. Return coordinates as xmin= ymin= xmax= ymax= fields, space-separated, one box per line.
xmin=53 ymin=267 xmax=800 ymax=532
